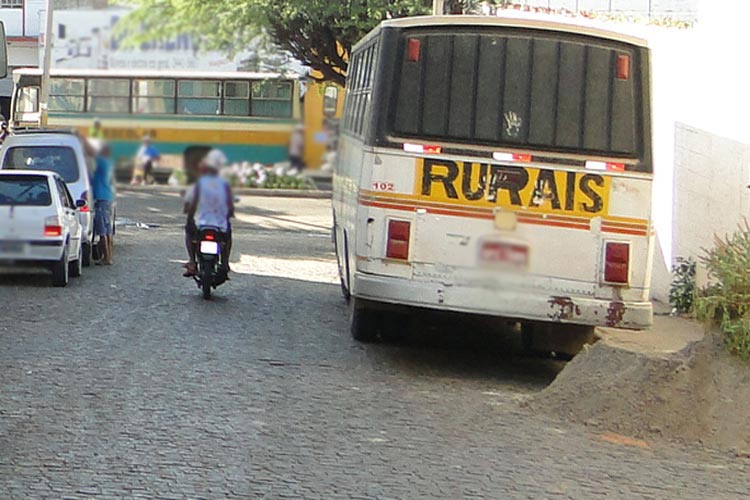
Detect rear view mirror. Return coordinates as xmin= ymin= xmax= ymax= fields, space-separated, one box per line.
xmin=75 ymin=199 xmax=87 ymax=208
xmin=0 ymin=22 xmax=7 ymax=79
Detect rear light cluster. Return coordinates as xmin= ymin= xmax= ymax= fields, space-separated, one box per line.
xmin=204 ymin=233 xmax=215 ymax=241
xmin=386 ymin=220 xmax=411 ymax=260
xmin=604 ymin=241 xmax=630 ymax=285
xmin=44 ymin=216 xmax=62 ymax=237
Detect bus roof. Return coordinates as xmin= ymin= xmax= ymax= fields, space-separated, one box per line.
xmin=12 ymin=67 xmax=301 ymax=80
xmin=354 ymin=14 xmax=650 ymax=52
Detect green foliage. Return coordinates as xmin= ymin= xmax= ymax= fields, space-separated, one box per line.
xmin=118 ymin=0 xmax=433 ymax=85
xmin=669 ymin=257 xmax=696 ymax=314
xmin=695 ymin=221 xmax=750 ymax=358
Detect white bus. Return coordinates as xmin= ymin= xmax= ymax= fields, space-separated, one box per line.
xmin=333 ymin=15 xmax=655 ymax=342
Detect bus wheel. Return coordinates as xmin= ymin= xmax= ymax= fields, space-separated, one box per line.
xmin=350 ymin=297 xmax=379 ymax=343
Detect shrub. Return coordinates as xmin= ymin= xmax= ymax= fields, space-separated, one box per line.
xmin=669 ymin=257 xmax=696 ymax=314
xmin=695 ymin=221 xmax=750 ymax=358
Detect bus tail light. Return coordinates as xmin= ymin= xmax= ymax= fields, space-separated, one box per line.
xmin=493 ymin=152 xmax=532 ymax=163
xmin=403 ymin=143 xmax=442 ymax=154
xmin=604 ymin=241 xmax=630 ymax=285
xmin=407 ymin=38 xmax=421 ymax=62
xmin=386 ymin=220 xmax=411 ymax=260
xmin=617 ymin=54 xmax=631 ymax=80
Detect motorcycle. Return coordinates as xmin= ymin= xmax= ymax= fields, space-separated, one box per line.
xmin=194 ymin=226 xmax=228 ymax=299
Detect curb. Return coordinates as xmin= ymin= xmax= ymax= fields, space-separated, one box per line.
xmin=116 ymin=184 xmax=332 ymax=199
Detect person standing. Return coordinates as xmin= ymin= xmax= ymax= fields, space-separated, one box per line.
xmin=92 ymin=143 xmax=116 ymax=265
xmin=89 ymin=118 xmax=104 ymax=139
xmin=135 ymin=135 xmax=160 ymax=185
xmin=288 ymin=125 xmax=305 ymax=171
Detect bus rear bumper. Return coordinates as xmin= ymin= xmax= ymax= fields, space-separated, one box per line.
xmin=353 ymin=272 xmax=653 ymax=330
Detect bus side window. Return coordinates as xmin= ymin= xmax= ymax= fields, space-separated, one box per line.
xmin=17 ymin=87 xmax=39 ymax=113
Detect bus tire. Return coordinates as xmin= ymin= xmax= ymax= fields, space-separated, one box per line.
xmin=350 ymin=297 xmax=379 ymax=343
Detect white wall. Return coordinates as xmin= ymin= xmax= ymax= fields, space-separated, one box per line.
xmin=0 ymin=9 xmax=23 ymax=37
xmin=672 ymin=124 xmax=750 ymax=283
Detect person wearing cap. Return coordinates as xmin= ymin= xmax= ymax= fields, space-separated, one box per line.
xmin=183 ymin=149 xmax=234 ymax=277
xmin=135 ymin=135 xmax=160 ymax=185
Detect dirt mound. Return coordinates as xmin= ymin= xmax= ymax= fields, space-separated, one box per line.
xmin=527 ymin=331 xmax=750 ymax=452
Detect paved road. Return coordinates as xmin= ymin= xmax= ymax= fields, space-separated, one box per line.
xmin=0 ymin=190 xmax=748 ymax=499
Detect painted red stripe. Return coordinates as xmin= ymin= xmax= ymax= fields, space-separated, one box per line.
xmin=360 ymin=199 xmax=647 ymax=235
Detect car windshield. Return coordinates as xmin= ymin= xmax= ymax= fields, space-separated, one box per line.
xmin=3 ymin=146 xmax=79 ymax=183
xmin=0 ymin=175 xmax=52 ymax=206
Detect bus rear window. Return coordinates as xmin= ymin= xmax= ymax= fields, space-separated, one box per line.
xmin=390 ymin=29 xmax=645 ymax=159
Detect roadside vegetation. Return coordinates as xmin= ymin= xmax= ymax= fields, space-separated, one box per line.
xmin=673 ymin=222 xmax=750 ymax=358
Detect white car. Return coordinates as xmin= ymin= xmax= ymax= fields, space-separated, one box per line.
xmin=0 ymin=170 xmax=84 ymax=286
xmin=0 ymin=130 xmax=96 ymax=266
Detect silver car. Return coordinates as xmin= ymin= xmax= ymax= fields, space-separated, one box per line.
xmin=0 ymin=170 xmax=84 ymax=286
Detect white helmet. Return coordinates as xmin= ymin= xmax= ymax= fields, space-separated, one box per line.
xmin=203 ymin=149 xmax=227 ymax=170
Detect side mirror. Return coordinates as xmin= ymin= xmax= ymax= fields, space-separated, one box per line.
xmin=75 ymin=199 xmax=87 ymax=208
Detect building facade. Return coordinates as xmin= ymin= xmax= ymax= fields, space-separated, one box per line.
xmin=0 ymin=0 xmax=109 ymax=116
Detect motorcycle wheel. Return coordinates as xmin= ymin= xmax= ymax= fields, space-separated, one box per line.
xmin=201 ymin=269 xmax=212 ymax=300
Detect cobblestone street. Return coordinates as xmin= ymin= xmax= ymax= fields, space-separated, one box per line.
xmin=1 ymin=190 xmax=748 ymax=499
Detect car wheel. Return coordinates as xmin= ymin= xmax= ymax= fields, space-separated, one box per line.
xmin=349 ymin=297 xmax=380 ymax=343
xmin=51 ymin=247 xmax=69 ymax=287
xmin=69 ymin=243 xmax=83 ymax=278
xmin=82 ymin=241 xmax=92 ymax=267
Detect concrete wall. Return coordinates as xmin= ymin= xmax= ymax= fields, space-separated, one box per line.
xmin=519 ymin=0 xmax=697 ymax=19
xmin=672 ymin=123 xmax=750 ymax=284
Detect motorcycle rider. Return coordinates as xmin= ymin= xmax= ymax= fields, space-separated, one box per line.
xmin=183 ymin=149 xmax=234 ymax=277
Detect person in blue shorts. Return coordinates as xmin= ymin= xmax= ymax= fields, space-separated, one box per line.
xmin=92 ymin=143 xmax=115 ymax=265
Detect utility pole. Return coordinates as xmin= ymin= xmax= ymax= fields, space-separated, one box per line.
xmin=40 ymin=0 xmax=54 ymax=127
xmin=433 ymin=0 xmax=445 ymax=15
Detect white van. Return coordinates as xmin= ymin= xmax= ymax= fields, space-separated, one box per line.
xmin=0 ymin=130 xmax=96 ymax=266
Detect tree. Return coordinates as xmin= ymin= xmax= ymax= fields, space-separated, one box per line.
xmin=120 ymin=0 xmax=432 ymax=86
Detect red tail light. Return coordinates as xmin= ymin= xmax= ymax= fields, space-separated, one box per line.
xmin=44 ymin=216 xmax=62 ymax=237
xmin=407 ymin=38 xmax=421 ymax=62
xmin=44 ymin=226 xmax=62 ymax=237
xmin=386 ymin=220 xmax=411 ymax=260
xmin=204 ymin=233 xmax=215 ymax=241
xmin=604 ymin=242 xmax=630 ymax=285
xmin=79 ymin=204 xmax=90 ymax=213
xmin=617 ymin=54 xmax=631 ymax=80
